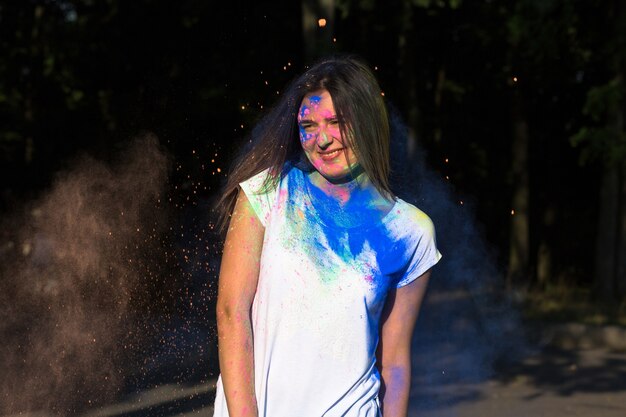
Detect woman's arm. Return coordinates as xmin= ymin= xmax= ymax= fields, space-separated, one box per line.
xmin=377 ymin=270 xmax=432 ymax=417
xmin=216 ymin=190 xmax=265 ymax=417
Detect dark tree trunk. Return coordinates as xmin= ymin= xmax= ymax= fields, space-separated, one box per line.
xmin=536 ymin=205 xmax=556 ymax=287
xmin=507 ymin=83 xmax=530 ymax=288
xmin=594 ymin=72 xmax=625 ymax=301
xmin=594 ymin=0 xmax=626 ymax=301
xmin=594 ymin=163 xmax=619 ymax=299
xmin=616 ymin=160 xmax=626 ymax=298
xmin=396 ymin=2 xmax=420 ymax=160
xmin=302 ymin=0 xmax=335 ymax=62
xmin=24 ymin=5 xmax=44 ymax=165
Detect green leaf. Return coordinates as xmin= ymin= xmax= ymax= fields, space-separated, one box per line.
xmin=413 ymin=0 xmax=433 ymax=7
xmin=570 ymin=126 xmax=626 ymax=167
xmin=506 ymin=14 xmax=524 ymax=46
xmin=0 ymin=131 xmax=23 ymax=143
xmin=413 ymin=0 xmax=462 ymax=8
xmin=43 ymin=55 xmax=55 ymax=77
xmin=442 ymin=79 xmax=466 ymax=98
xmin=583 ymin=78 xmax=623 ymax=122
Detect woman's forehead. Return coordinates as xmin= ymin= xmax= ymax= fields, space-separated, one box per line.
xmin=298 ymin=97 xmax=336 ymax=121
xmin=301 ymin=89 xmax=332 ymax=107
xmin=299 ymin=91 xmax=335 ymax=120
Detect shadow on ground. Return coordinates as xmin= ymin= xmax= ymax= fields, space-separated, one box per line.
xmin=5 ymin=275 xmax=626 ymax=417
xmin=406 ymin=277 xmax=626 ymax=416
xmin=494 ymin=346 xmax=626 ymax=396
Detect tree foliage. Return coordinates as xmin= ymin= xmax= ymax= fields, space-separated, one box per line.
xmin=0 ymin=0 xmax=622 ymax=297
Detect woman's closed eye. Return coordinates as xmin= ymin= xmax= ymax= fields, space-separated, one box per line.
xmin=300 ymin=120 xmax=337 ymax=131
xmin=299 ymin=122 xmax=317 ymax=133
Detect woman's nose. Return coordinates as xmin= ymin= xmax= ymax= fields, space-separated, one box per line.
xmin=316 ymin=128 xmax=332 ymax=147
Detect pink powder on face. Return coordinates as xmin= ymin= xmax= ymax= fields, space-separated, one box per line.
xmin=298 ymin=106 xmax=310 ymax=120
xmin=298 ymin=90 xmax=357 ymax=182
xmin=319 ymin=109 xmax=335 ymax=119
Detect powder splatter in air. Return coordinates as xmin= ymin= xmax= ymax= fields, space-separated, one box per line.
xmin=0 ymin=135 xmax=171 ymax=415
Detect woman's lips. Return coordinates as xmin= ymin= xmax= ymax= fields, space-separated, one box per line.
xmin=318 ymin=148 xmax=344 ymax=161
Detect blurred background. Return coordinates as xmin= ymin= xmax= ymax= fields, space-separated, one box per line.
xmin=1 ymin=0 xmax=625 ymax=416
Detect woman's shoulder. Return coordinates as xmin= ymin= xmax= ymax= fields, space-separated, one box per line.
xmin=239 ymin=163 xmax=304 ymax=210
xmin=237 ymin=165 xmax=290 ymax=226
xmin=386 ymin=198 xmax=436 ymax=237
xmin=240 ymin=162 xmax=299 ymax=193
xmin=239 ymin=168 xmax=272 ymax=194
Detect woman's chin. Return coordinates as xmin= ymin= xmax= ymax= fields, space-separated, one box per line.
xmin=317 ymin=169 xmax=355 ymax=184
xmin=309 ymin=160 xmax=360 ymax=183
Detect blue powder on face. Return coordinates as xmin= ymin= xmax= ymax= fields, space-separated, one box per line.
xmin=308 ymin=95 xmax=322 ymax=106
xmin=299 ymin=125 xmax=313 ymax=144
xmin=299 ymin=104 xmax=310 ymax=120
xmin=298 ymin=103 xmax=316 ymax=144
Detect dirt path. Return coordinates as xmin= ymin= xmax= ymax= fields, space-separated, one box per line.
xmin=78 ymin=345 xmax=626 ymax=417
xmin=411 ymin=347 xmax=626 ymax=417
xmin=6 ymin=288 xmax=626 ymax=416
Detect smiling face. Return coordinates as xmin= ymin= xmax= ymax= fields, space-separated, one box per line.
xmin=297 ymin=90 xmax=358 ymax=182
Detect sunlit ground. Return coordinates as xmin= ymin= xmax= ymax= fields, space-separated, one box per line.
xmin=3 ymin=382 xmax=215 ymax=417
xmin=4 ymin=289 xmax=626 ymax=417
xmin=83 ymin=382 xmax=215 ymax=417
xmin=413 ymin=348 xmax=626 ymax=417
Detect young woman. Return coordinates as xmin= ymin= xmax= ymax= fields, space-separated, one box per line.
xmin=213 ymin=55 xmax=441 ymax=417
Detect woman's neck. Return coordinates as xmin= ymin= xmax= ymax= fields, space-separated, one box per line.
xmin=306 ymin=169 xmax=395 ymax=228
xmin=308 ymin=169 xmax=372 ymax=205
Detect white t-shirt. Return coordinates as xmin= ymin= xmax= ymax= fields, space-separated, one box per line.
xmin=213 ymin=165 xmax=441 ymax=417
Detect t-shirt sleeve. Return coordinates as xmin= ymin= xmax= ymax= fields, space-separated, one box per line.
xmin=239 ymin=169 xmax=278 ymax=227
xmin=396 ymin=211 xmax=442 ymax=288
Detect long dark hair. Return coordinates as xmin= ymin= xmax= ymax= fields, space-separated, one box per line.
xmin=216 ymin=54 xmax=392 ymax=230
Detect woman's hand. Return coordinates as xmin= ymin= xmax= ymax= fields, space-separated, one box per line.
xmin=377 ymin=270 xmax=432 ymax=417
xmin=216 ymin=190 xmax=265 ymax=417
